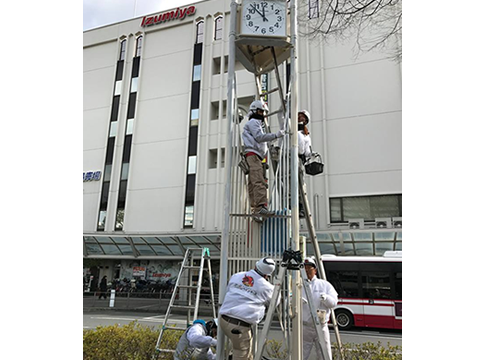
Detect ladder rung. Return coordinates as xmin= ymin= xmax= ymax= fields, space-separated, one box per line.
xmin=263 ymin=87 xmax=279 ymax=95
xmin=182 ymin=266 xmax=200 ymax=269
xmin=230 ymin=213 xmax=291 ymax=219
xmin=176 ymin=285 xmax=198 ymax=289
xmin=170 ymin=305 xmax=196 ymax=309
xmin=157 ymin=349 xmax=176 ymax=353
xmin=163 ymin=326 xmax=186 ymax=331
xmin=265 ymin=108 xmax=284 ymax=117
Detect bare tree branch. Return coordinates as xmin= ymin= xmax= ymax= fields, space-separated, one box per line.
xmin=299 ymin=0 xmax=402 ymax=62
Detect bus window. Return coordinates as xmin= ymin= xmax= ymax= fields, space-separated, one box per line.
xmin=361 ymin=272 xmax=391 ymax=299
xmin=327 ymin=270 xmax=360 ymax=298
xmin=394 ymin=272 xmax=402 ymax=300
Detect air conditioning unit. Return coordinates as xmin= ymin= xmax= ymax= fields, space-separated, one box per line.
xmin=375 ymin=217 xmax=392 ymax=228
xmin=392 ymin=217 xmax=402 ymax=228
xmin=348 ymin=219 xmax=364 ymax=229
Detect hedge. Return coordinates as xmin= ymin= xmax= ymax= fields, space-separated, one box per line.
xmin=84 ymin=322 xmax=401 ymax=360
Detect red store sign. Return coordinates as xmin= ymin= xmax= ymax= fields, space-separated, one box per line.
xmin=141 ymin=6 xmax=196 ymax=27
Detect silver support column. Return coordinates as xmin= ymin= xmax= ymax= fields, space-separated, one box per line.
xmin=218 ymin=2 xmax=238 ymax=359
xmin=290 ymin=0 xmax=302 ymax=358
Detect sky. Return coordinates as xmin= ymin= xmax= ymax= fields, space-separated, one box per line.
xmin=83 ymin=0 xmax=203 ymax=31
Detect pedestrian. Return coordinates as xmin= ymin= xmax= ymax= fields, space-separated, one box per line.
xmin=98 ymin=275 xmax=108 ymax=299
xmin=219 ymin=257 xmax=279 ymax=360
xmin=302 ymin=257 xmax=338 ymax=360
xmin=242 ymin=99 xmax=285 ymax=222
xmin=174 ymin=318 xmax=218 ymax=360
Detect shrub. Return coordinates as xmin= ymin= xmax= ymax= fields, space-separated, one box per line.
xmin=84 ymin=322 xmax=401 ymax=360
xmin=265 ymin=339 xmax=402 ymax=360
xmin=332 ymin=341 xmax=402 ymax=360
xmin=83 ymin=321 xmax=182 ymax=360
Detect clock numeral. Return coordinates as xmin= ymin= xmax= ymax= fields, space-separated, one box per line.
xmin=248 ymin=21 xmax=253 ymax=27
xmin=255 ymin=26 xmax=259 ymax=31
xmin=246 ymin=14 xmax=251 ymax=20
xmin=261 ymin=27 xmax=266 ymax=34
xmin=277 ymin=16 xmax=282 ymax=22
xmin=274 ymin=22 xmax=279 ymax=28
xmin=275 ymin=9 xmax=280 ymax=15
xmin=269 ymin=26 xmax=274 ymax=33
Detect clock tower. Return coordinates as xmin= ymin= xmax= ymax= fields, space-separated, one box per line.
xmin=235 ymin=0 xmax=291 ymax=75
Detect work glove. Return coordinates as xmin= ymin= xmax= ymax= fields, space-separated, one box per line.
xmin=275 ymin=129 xmax=285 ymax=138
xmin=320 ymin=294 xmax=327 ymax=302
xmin=211 ymin=338 xmax=217 ymax=347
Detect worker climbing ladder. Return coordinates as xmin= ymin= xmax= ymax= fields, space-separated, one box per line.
xmin=217 ymin=1 xmax=344 ymax=359
xmin=154 ymin=247 xmax=216 ymax=358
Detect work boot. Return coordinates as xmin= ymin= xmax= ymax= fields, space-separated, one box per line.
xmin=252 ymin=214 xmax=264 ymax=223
xmin=257 ymin=207 xmax=275 ymax=216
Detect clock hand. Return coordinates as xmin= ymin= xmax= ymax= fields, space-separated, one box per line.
xmin=250 ymin=4 xmax=267 ymax=21
xmin=262 ymin=4 xmax=267 ymax=22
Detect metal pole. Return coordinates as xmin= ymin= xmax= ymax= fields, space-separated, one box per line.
xmin=218 ymin=2 xmax=238 ymax=359
xmin=290 ymin=0 xmax=302 ymax=358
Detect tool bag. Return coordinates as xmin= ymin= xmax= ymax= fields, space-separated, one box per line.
xmin=238 ymin=153 xmax=249 ymax=175
xmin=304 ymin=152 xmax=324 ymax=176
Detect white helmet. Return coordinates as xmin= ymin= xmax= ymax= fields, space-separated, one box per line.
xmin=255 ymin=257 xmax=275 ymax=276
xmin=298 ymin=110 xmax=310 ymax=124
xmin=304 ymin=256 xmax=317 ymax=268
xmin=249 ymin=99 xmax=269 ymax=113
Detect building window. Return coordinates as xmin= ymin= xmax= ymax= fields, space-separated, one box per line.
xmin=119 ymin=39 xmax=126 ymax=61
xmin=109 ymin=121 xmax=118 ymax=137
xmin=187 ymin=156 xmax=197 ymax=175
xmin=214 ymin=16 xmax=223 ymax=40
xmin=98 ymin=210 xmax=107 ymax=231
xmin=329 ymin=194 xmax=402 ymax=223
xmin=191 ymin=109 xmax=199 ymax=126
xmin=196 ymin=20 xmax=204 ymax=44
xmin=135 ymin=36 xmax=143 ymax=57
xmin=126 ymin=119 xmax=134 ymax=135
xmin=193 ymin=65 xmax=202 ymax=82
xmin=184 ymin=205 xmax=194 ymax=227
xmin=308 ymin=0 xmax=320 ymax=19
xmin=114 ymin=80 xmax=122 ymax=96
xmin=130 ymin=78 xmax=138 ymax=93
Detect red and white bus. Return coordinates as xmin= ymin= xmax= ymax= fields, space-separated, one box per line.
xmin=321 ymin=251 xmax=402 ymax=330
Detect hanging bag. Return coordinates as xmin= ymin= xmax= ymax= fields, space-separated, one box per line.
xmin=304 ymin=152 xmax=324 ymax=176
xmin=238 ymin=153 xmax=250 ymax=175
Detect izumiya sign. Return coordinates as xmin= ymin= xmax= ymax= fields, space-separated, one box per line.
xmin=140 ymin=6 xmax=197 ymax=27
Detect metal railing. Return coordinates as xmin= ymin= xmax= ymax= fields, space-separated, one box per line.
xmin=83 ymin=289 xmax=219 ymax=313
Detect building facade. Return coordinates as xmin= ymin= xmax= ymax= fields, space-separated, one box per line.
xmin=83 ymin=0 xmax=402 ymax=283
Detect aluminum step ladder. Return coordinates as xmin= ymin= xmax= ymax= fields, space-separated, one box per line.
xmin=298 ymin=169 xmax=345 ymax=360
xmin=154 ymin=247 xmax=216 ymax=358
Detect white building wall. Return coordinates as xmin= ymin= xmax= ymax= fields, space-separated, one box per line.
xmin=83 ymin=0 xmax=402 ymax=235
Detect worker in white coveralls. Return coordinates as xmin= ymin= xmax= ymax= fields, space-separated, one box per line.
xmin=174 ymin=318 xmax=218 ymax=360
xmin=219 ymin=257 xmax=280 ymax=360
xmin=302 ymin=257 xmax=338 ymax=360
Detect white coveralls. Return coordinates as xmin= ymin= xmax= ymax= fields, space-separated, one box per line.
xmin=298 ymin=129 xmax=312 ymax=161
xmin=219 ymin=270 xmax=280 ymax=360
xmin=174 ymin=322 xmax=217 ymax=360
xmin=302 ymin=277 xmax=338 ymax=360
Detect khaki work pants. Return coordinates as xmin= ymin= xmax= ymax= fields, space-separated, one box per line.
xmin=219 ymin=316 xmax=253 ymax=360
xmin=246 ymin=155 xmax=267 ymax=212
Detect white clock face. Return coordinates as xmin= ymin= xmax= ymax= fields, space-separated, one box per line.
xmin=241 ymin=0 xmax=286 ymax=37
